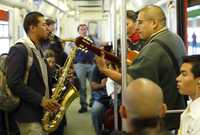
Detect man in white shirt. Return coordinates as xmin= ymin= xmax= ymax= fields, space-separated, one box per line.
xmin=106 ymin=78 xmax=121 ymax=100
xmin=176 ymin=55 xmax=200 ymax=135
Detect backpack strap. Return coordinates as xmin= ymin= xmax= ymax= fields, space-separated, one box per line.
xmin=0 ymin=53 xmax=8 ymax=74
xmin=153 ymin=39 xmax=180 ymax=76
xmin=16 ymin=43 xmax=33 ymax=84
xmin=23 ymin=43 xmax=33 ymax=84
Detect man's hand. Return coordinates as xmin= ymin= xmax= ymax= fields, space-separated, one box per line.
xmin=40 ymin=98 xmax=60 ymax=112
xmin=101 ymin=78 xmax=107 ymax=87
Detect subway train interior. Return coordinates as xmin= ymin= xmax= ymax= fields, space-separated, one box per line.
xmin=0 ymin=0 xmax=200 ymax=135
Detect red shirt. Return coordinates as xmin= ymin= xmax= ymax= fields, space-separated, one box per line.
xmin=128 ymin=33 xmax=140 ymax=43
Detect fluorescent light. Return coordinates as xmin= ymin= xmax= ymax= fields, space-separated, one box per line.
xmin=68 ymin=10 xmax=75 ymax=16
xmin=128 ymin=0 xmax=144 ymax=11
xmin=46 ymin=0 xmax=58 ymax=6
xmin=155 ymin=0 xmax=168 ymax=6
xmin=44 ymin=0 xmax=68 ymax=12
xmin=116 ymin=0 xmax=121 ymax=10
xmin=58 ymin=1 xmax=69 ymax=11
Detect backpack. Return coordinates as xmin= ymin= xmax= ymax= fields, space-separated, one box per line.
xmin=0 ymin=43 xmax=33 ymax=112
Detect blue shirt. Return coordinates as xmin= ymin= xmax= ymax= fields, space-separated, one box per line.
xmin=74 ymin=49 xmax=94 ymax=64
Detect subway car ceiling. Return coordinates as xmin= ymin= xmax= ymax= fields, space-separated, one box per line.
xmin=0 ymin=0 xmax=188 ymax=17
xmin=0 ymin=0 xmax=178 ymax=39
xmin=0 ymin=0 xmax=173 ymax=15
xmin=0 ymin=0 xmax=196 ymax=53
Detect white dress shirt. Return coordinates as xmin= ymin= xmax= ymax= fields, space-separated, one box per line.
xmin=178 ymin=97 xmax=200 ymax=135
xmin=106 ymin=78 xmax=121 ymax=100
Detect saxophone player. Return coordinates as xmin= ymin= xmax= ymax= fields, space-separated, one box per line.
xmin=7 ymin=12 xmax=60 ymax=135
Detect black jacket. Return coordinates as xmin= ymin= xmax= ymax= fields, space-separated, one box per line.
xmin=7 ymin=43 xmax=48 ymax=122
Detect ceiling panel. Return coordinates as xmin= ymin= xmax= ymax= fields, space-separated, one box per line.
xmin=72 ymin=0 xmax=104 ymax=12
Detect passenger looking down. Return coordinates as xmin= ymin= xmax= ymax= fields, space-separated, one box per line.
xmin=44 ymin=49 xmax=60 ymax=87
xmin=90 ymin=62 xmax=108 ymax=135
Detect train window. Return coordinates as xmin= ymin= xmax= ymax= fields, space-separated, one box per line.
xmin=187 ymin=4 xmax=200 ymax=55
xmin=0 ymin=21 xmax=9 ymax=55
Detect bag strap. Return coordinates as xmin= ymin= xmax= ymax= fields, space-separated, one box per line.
xmin=153 ymin=39 xmax=180 ymax=75
xmin=16 ymin=43 xmax=33 ymax=84
xmin=0 ymin=53 xmax=8 ymax=73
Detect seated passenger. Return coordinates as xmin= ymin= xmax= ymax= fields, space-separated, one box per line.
xmin=119 ymin=78 xmax=169 ymax=135
xmin=106 ymin=64 xmax=121 ymax=101
xmin=176 ymin=55 xmax=200 ymax=135
xmin=90 ymin=62 xmax=109 ymax=135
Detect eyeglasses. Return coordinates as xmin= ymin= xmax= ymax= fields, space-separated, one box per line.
xmin=136 ymin=18 xmax=165 ymax=25
xmin=136 ymin=19 xmax=152 ymax=25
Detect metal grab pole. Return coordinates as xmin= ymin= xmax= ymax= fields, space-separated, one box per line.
xmin=166 ymin=109 xmax=185 ymax=113
xmin=120 ymin=0 xmax=127 ymax=131
xmin=110 ymin=0 xmax=118 ymax=130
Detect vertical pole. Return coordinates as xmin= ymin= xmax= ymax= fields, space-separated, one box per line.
xmin=111 ymin=0 xmax=118 ymax=130
xmin=177 ymin=0 xmax=188 ymax=51
xmin=120 ymin=0 xmax=127 ymax=131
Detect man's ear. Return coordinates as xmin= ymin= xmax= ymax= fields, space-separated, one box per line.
xmin=29 ymin=25 xmax=35 ymax=33
xmin=159 ymin=103 xmax=167 ymax=118
xmin=119 ymin=105 xmax=128 ymax=119
xmin=152 ymin=19 xmax=159 ymax=30
xmin=196 ymin=77 xmax=200 ymax=85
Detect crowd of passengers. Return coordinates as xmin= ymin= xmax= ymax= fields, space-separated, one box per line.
xmin=1 ymin=4 xmax=200 ymax=135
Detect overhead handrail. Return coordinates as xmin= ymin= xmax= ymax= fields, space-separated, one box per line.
xmin=166 ymin=109 xmax=185 ymax=113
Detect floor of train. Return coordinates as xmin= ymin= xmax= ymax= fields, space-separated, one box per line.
xmin=64 ymin=94 xmax=95 ymax=135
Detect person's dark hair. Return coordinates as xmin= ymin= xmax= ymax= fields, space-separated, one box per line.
xmin=100 ymin=42 xmax=113 ymax=52
xmin=46 ymin=19 xmax=56 ymax=26
xmin=183 ymin=55 xmax=200 ymax=78
xmin=130 ymin=117 xmax=161 ymax=132
xmin=23 ymin=11 xmax=44 ymax=34
xmin=77 ymin=24 xmax=88 ymax=32
xmin=127 ymin=10 xmax=138 ymax=22
xmin=103 ymin=45 xmax=112 ymax=52
xmin=44 ymin=49 xmax=55 ymax=59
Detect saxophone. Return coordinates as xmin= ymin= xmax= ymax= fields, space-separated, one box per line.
xmin=42 ymin=47 xmax=79 ymax=133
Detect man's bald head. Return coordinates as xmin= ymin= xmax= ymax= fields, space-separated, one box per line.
xmin=124 ymin=78 xmax=164 ymax=119
xmin=139 ymin=5 xmax=166 ymax=26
